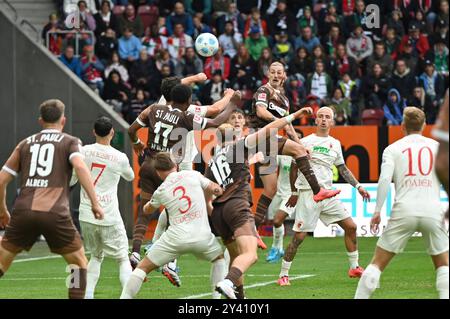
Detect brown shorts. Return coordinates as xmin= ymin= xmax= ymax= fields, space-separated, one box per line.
xmin=259 ymin=135 xmax=288 ymax=176
xmin=211 ymin=198 xmax=257 ymax=244
xmin=1 ymin=210 xmax=82 ymax=255
xmin=139 ymin=156 xmax=163 ymax=195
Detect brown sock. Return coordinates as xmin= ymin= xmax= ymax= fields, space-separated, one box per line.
xmin=68 ymin=268 xmax=87 ymax=299
xmin=236 ymin=285 xmax=245 ymax=299
xmin=132 ymin=201 xmax=153 ymax=253
xmin=0 ymin=269 xmax=4 ymax=278
xmin=225 ymin=267 xmax=243 ymax=287
xmin=255 ymin=194 xmax=272 ymax=227
xmin=295 ymin=156 xmax=321 ymax=194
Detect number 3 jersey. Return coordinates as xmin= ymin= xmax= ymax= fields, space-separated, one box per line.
xmin=2 ymin=129 xmax=82 ymax=215
xmin=75 ymin=143 xmax=135 ymax=226
xmin=149 ymin=170 xmax=213 ymax=243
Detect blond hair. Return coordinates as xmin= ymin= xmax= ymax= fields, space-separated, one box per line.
xmin=403 ymin=106 xmax=425 ymax=133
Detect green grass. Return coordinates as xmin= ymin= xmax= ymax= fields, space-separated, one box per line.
xmin=0 ymin=237 xmax=439 ymax=299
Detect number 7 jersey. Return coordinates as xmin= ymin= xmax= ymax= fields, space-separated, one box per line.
xmin=2 ymin=129 xmax=83 ymax=215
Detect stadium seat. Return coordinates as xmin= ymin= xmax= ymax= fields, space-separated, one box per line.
xmin=113 ymin=5 xmax=126 ymax=17
xmin=138 ymin=5 xmax=159 ymax=30
xmin=361 ymin=108 xmax=385 ymax=125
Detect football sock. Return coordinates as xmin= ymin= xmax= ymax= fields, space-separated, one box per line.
xmin=347 ymin=250 xmax=359 ymax=269
xmin=68 ymin=268 xmax=87 ymax=299
xmin=295 ymin=156 xmax=320 ymax=194
xmin=211 ymin=258 xmax=227 ymax=299
xmin=132 ymin=201 xmax=153 ymax=253
xmin=225 ymin=267 xmax=243 ymax=287
xmin=354 ymin=264 xmax=381 ymax=299
xmin=279 ymin=259 xmax=292 ymax=277
xmin=436 ymin=266 xmax=449 ymax=299
xmin=273 ymin=224 xmax=285 ymax=250
xmin=236 ymin=285 xmax=245 ymax=299
xmin=168 ymin=259 xmax=177 ymax=270
xmin=153 ymin=210 xmax=168 ymax=242
xmin=120 ymin=268 xmax=146 ymax=299
xmin=118 ymin=257 xmax=133 ymax=288
xmin=255 ymin=194 xmax=272 ymax=226
xmin=85 ymin=257 xmax=103 ymax=299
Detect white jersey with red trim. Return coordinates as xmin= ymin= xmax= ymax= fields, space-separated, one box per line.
xmin=77 ymin=143 xmax=134 ymax=226
xmin=149 ymin=170 xmax=213 ymax=243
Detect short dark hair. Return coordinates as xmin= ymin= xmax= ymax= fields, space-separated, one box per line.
xmin=161 ymin=76 xmax=181 ymax=101
xmin=94 ymin=116 xmax=113 ymax=137
xmin=39 ymin=99 xmax=65 ymax=123
xmin=154 ymin=152 xmax=176 ymax=171
xmin=171 ymin=84 xmax=192 ymax=104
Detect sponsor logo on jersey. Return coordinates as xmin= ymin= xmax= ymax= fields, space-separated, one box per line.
xmin=268 ymin=102 xmax=286 ymax=116
xmin=257 ymin=93 xmax=267 ymax=101
xmin=193 ymin=115 xmax=203 ymax=124
xmin=312 ymin=146 xmax=330 ymax=154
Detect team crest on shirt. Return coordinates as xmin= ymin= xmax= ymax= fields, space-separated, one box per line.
xmin=296 ymin=221 xmax=303 ymax=229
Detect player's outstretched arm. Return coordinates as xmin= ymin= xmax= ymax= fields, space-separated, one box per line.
xmin=203 ymin=91 xmax=241 ymax=129
xmin=71 ymin=156 xmax=104 ymax=220
xmin=285 ymin=123 xmax=302 ymax=144
xmin=0 ymin=171 xmax=14 ymax=227
xmin=180 ymin=72 xmax=207 ymax=85
xmin=204 ymin=88 xmax=235 ymax=118
xmin=336 ymin=164 xmax=370 ymax=201
xmin=246 ymin=107 xmax=313 ymax=148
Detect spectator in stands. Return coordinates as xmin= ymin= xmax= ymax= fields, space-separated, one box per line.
xmin=311 ymin=45 xmax=333 ymax=76
xmin=346 ymin=24 xmax=373 ymax=69
xmin=184 ymin=0 xmax=212 ymax=24
xmin=199 ymin=70 xmax=229 ymax=105
xmin=334 ymin=43 xmax=358 ymax=80
xmin=148 ymin=64 xmax=172 ymax=100
xmin=124 ymin=88 xmax=147 ymax=124
xmin=42 ymin=13 xmax=63 ymax=55
xmin=399 ymin=21 xmax=430 ymax=59
xmin=141 ymin=25 xmax=168 ymax=58
xmin=77 ymin=0 xmax=96 ymax=31
xmin=384 ymin=9 xmax=405 ymax=38
xmin=267 ymin=0 xmax=296 ymax=40
xmin=390 ymin=59 xmax=417 ymax=102
xmin=418 ymin=59 xmax=446 ymax=107
xmin=204 ymin=47 xmax=230 ymax=80
xmin=432 ymin=18 xmax=449 ymax=47
xmin=338 ymin=73 xmax=358 ymax=102
xmin=272 ymin=31 xmax=294 ymax=64
xmin=306 ymin=60 xmax=333 ymax=105
xmin=344 ymin=0 xmax=371 ymax=37
xmin=218 ymin=21 xmax=243 ymax=59
xmin=321 ymin=3 xmax=342 ymax=38
xmin=118 ymin=4 xmax=144 ymax=37
xmin=397 ymin=39 xmax=419 ymax=74
xmin=192 ymin=13 xmax=212 ymax=38
xmin=362 ymin=63 xmax=391 ymax=109
xmin=80 ymin=45 xmax=105 ymax=93
xmin=384 ymin=27 xmax=401 ymax=59
xmin=175 ymin=47 xmax=204 ymax=77
xmin=330 ymin=87 xmax=351 ymax=125
xmin=322 ymin=23 xmax=345 ymax=57
xmin=412 ymin=9 xmax=428 ymax=34
xmin=102 ymin=70 xmax=131 ymax=113
xmin=230 ymin=44 xmax=256 ymax=91
xmin=63 ymin=0 xmax=102 ymax=16
xmin=118 ymin=27 xmax=142 ymax=67
xmin=257 ymin=47 xmax=273 ymax=85
xmin=129 ymin=48 xmax=156 ymax=89
xmin=105 ymin=51 xmax=129 ymax=83
xmin=430 ymin=39 xmax=449 ymax=80
xmin=212 ymin=0 xmax=233 ymax=19
xmin=95 ymin=27 xmax=118 ymax=65
xmin=166 ymin=2 xmax=194 ymax=37
xmin=383 ymin=88 xmax=406 ymax=125
xmin=94 ymin=0 xmax=120 ymax=37
xmin=337 ymin=0 xmax=356 ymax=17
xmin=167 ymin=23 xmax=194 ymax=62
xmin=216 ymin=2 xmax=245 ymax=35
xmin=243 ymin=7 xmax=268 ymax=38
xmin=288 ymin=47 xmax=313 ymax=79
xmin=366 ymin=42 xmax=393 ymax=76
xmin=408 ymin=86 xmax=436 ymax=123
xmin=244 ymin=25 xmax=269 ymax=61
xmin=59 ymin=45 xmax=82 ymax=78
xmin=285 ymin=74 xmax=306 ymax=113
xmin=295 ymin=26 xmax=321 ymax=54
xmin=236 ymin=0 xmax=260 ymax=16
xmin=437 ymin=0 xmax=449 ymax=26
xmin=298 ymin=6 xmax=317 ymax=36
xmin=154 ymin=49 xmax=175 ymax=75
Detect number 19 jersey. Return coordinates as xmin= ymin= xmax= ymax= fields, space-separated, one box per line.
xmin=380 ymin=134 xmax=442 ymax=219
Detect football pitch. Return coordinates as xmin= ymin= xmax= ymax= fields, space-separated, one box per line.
xmin=0 ymin=237 xmax=440 ymax=299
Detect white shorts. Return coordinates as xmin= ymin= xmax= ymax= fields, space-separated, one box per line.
xmin=80 ymin=221 xmax=129 ymax=260
xmin=377 ymin=216 xmax=449 ymax=255
xmin=268 ymin=193 xmax=295 ymax=219
xmin=146 ymin=232 xmax=223 ymax=267
xmin=293 ymin=190 xmax=350 ymax=232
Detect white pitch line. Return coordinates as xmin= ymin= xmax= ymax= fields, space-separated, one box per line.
xmin=14 ymin=255 xmax=61 ymax=263
xmin=180 ymin=274 xmax=316 ymax=299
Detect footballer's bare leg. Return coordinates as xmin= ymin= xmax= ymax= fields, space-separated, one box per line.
xmin=121 ymin=255 xmax=160 ymax=299
xmin=337 ymin=217 xmax=363 ymax=277
xmin=0 ymin=245 xmax=18 ymax=276
xmin=278 ymin=231 xmax=307 ymax=286
xmin=431 ymin=252 xmax=449 ymax=299
xmin=62 ymin=247 xmax=89 ymax=299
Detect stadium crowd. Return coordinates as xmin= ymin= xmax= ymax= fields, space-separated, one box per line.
xmin=44 ymin=0 xmax=449 ymax=126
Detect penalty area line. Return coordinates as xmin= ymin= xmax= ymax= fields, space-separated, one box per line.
xmin=180 ymin=274 xmax=316 ymax=299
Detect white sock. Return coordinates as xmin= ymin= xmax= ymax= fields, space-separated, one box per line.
xmin=168 ymin=259 xmax=177 ymax=269
xmin=211 ymin=258 xmax=227 ymax=299
xmin=279 ymin=259 xmax=292 ymax=277
xmin=347 ymin=250 xmax=359 ymax=269
xmin=273 ymin=224 xmax=285 ymax=250
xmin=118 ymin=258 xmax=133 ymax=288
xmin=153 ymin=210 xmax=168 ymax=242
xmin=120 ymin=268 xmax=147 ymax=299
xmin=224 ymin=248 xmax=230 ymax=267
xmin=436 ymin=266 xmax=449 ymax=299
xmin=354 ymin=264 xmax=381 ymax=299
xmin=85 ymin=256 xmax=103 ymax=299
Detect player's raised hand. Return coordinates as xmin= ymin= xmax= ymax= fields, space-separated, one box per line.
xmin=358 ymin=186 xmax=371 ymax=202
xmin=370 ymin=212 xmax=381 ymax=235
xmin=223 ymin=88 xmax=235 ymax=97
xmin=92 ymin=204 xmax=104 ymax=220
xmin=0 ymin=208 xmax=11 ymax=228
xmin=230 ymin=90 xmax=242 ymax=104
xmin=132 ymin=140 xmax=145 ymax=156
xmin=294 ymin=107 xmax=313 ymax=119
xmin=195 ymin=72 xmax=207 ymax=82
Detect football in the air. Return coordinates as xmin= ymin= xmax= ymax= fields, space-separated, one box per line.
xmin=195 ymin=33 xmax=219 ymax=57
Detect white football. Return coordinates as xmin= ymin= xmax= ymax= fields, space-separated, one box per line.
xmin=195 ymin=33 xmax=219 ymax=57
